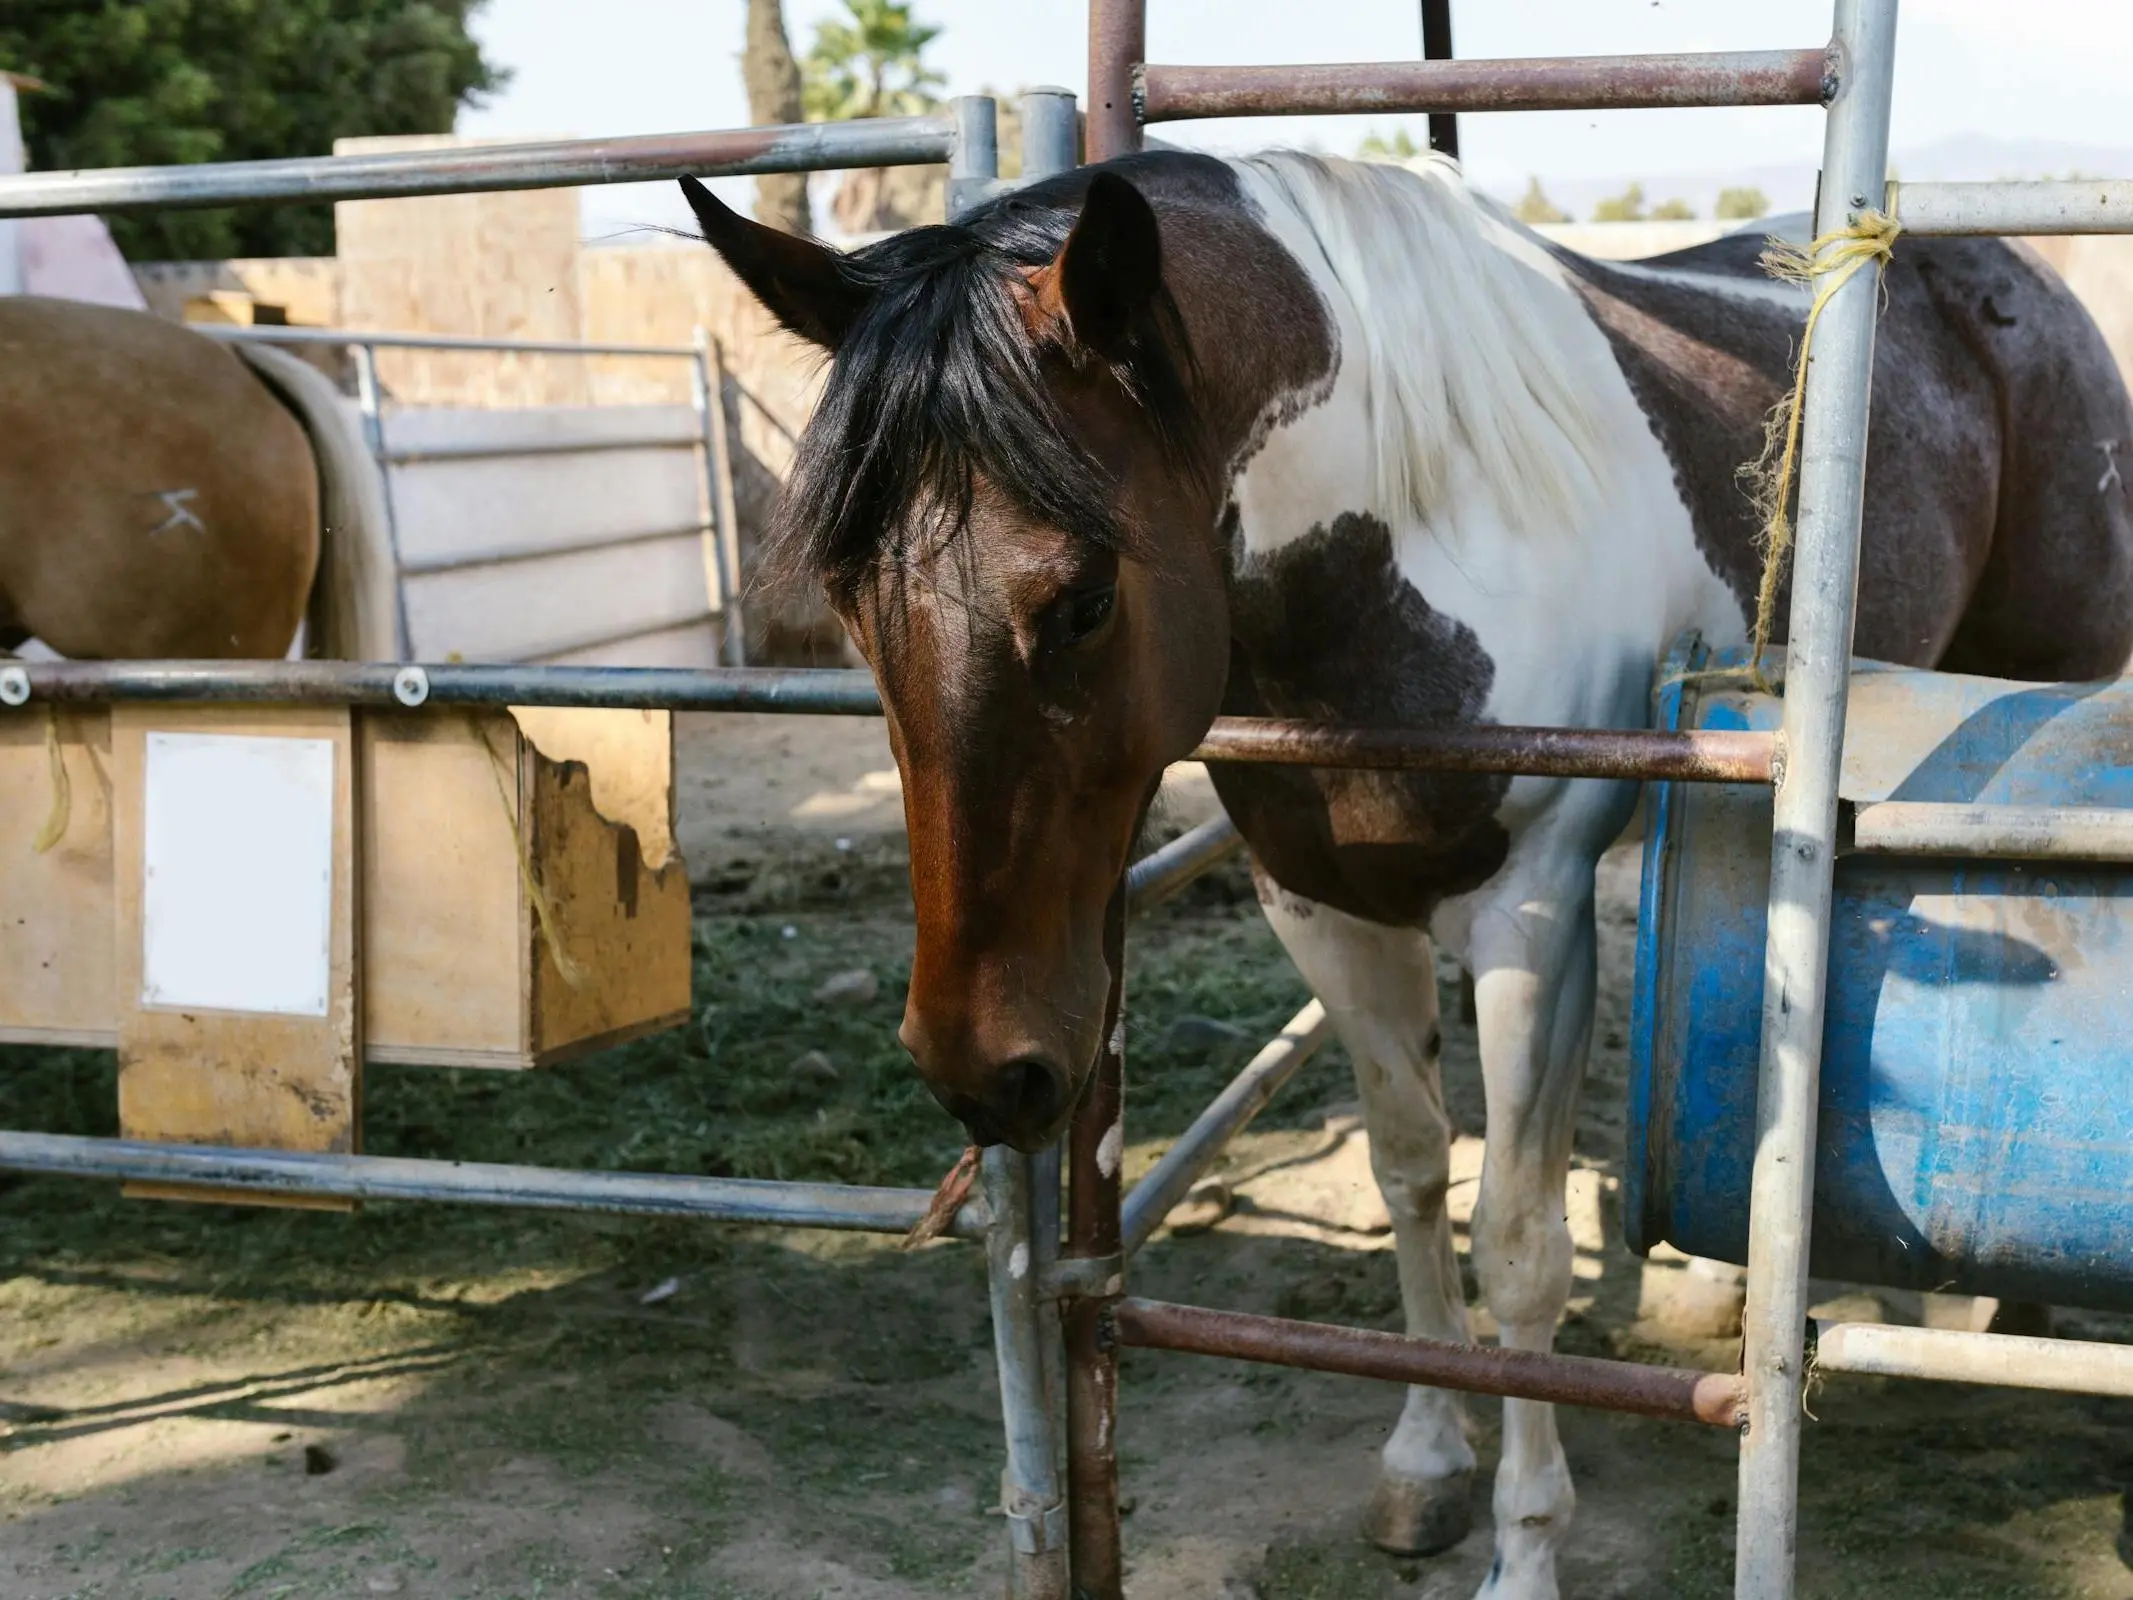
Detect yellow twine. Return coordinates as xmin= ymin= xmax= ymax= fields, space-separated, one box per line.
xmin=472 ymin=713 xmax=590 ymax=991
xmin=1732 ymin=210 xmax=1902 ymax=693
xmin=31 ymin=704 xmax=71 ymax=855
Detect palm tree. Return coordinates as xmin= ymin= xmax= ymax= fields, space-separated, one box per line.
xmin=803 ymin=1 xmax=946 ymax=123
xmin=742 ymin=0 xmax=811 ymax=235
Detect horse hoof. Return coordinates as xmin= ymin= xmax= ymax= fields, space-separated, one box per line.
xmin=1363 ymin=1467 xmax=1475 ymax=1556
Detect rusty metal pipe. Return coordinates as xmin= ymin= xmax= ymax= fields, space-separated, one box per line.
xmin=1063 ymin=892 xmax=1129 ymax=1599
xmin=1191 ymin=718 xmax=1775 ymax=785
xmin=1110 ymin=1299 xmax=1748 ymax=1428
xmin=1088 ymin=0 xmax=1148 ymax=161
xmin=1137 ymin=47 xmax=1833 ymax=123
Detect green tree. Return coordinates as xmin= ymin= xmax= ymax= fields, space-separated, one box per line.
xmin=1514 ymin=176 xmax=1568 ymax=225
xmin=1591 ymin=182 xmax=1648 ymax=223
xmin=802 ymin=0 xmax=945 ymax=123
xmin=1651 ymin=196 xmax=1697 ymax=220
xmin=1715 ymin=185 xmax=1771 ymax=221
xmin=1357 ymin=126 xmax=1420 ymax=163
xmin=1 ymin=1 xmax=504 ymax=261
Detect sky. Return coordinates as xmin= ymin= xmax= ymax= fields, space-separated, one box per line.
xmin=455 ymin=0 xmax=2133 ymax=244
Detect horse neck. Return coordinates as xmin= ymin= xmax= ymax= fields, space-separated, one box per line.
xmin=1211 ymin=187 xmax=1733 ymax=730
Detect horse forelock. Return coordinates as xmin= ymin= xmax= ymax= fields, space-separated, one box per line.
xmin=769 ymin=176 xmax=1207 ymax=605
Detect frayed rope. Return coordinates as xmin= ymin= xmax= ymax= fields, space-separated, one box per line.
xmin=903 ymin=1145 xmax=981 ymax=1249
xmin=1730 ymin=211 xmax=1902 ymax=693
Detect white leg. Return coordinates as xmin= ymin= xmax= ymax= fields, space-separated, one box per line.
xmin=1465 ymin=853 xmax=1600 ymax=1600
xmin=1256 ymin=873 xmax=1477 ymax=1556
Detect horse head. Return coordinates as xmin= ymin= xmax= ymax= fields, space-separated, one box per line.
xmin=682 ymin=160 xmax=1327 ymax=1150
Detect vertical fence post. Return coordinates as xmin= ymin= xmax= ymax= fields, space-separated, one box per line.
xmin=985 ymin=1148 xmax=1071 ymax=1600
xmin=1420 ymin=0 xmax=1459 ymax=159
xmin=1087 ymin=0 xmax=1147 ymax=162
xmin=1735 ymin=2 xmax=1899 ymax=1595
xmin=947 ymin=95 xmax=1000 ymax=219
xmin=1020 ymin=87 xmax=1083 ymax=177
xmin=942 ymin=114 xmax=1076 ymax=1597
xmin=350 ymin=340 xmax=415 ymax=660
xmin=1064 ymin=894 xmax=1127 ymax=1599
xmin=691 ymin=326 xmax=747 ymax=668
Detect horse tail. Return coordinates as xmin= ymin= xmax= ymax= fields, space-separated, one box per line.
xmin=234 ymin=341 xmax=402 ymax=661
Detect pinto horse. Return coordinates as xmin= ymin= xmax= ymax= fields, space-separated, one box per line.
xmin=0 ymin=296 xmax=397 ymax=663
xmin=681 ymin=151 xmax=2133 ymax=1597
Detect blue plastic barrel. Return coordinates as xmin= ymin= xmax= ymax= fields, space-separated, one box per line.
xmin=1627 ymin=638 xmax=2133 ymax=1310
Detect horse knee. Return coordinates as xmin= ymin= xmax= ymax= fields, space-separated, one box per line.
xmin=1470 ymin=1202 xmax=1574 ymax=1334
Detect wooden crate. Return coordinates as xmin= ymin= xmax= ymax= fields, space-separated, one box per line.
xmin=0 ymin=703 xmax=691 ymax=1197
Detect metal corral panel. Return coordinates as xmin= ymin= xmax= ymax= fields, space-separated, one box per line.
xmin=401 ymin=531 xmax=714 ymax=664
xmin=379 ymin=404 xmax=716 ymax=664
xmin=1629 ymin=636 xmax=2133 ymax=1309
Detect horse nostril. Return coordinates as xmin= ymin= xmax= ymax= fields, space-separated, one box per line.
xmin=998 ymin=1055 xmax=1067 ymax=1136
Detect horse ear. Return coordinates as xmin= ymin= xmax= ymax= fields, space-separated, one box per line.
xmin=1055 ymin=172 xmax=1163 ymax=362
xmin=679 ymin=175 xmax=870 ymax=351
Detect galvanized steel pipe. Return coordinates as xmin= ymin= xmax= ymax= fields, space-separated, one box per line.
xmin=981 ymin=1149 xmax=1071 ymax=1594
xmin=1735 ymin=3 xmax=1900 ymax=1594
xmin=1123 ymin=815 xmax=1245 ymax=913
xmin=1119 ymin=1001 xmax=1331 ymax=1258
xmin=4 ymin=664 xmax=1778 ymax=784
xmin=1892 ymin=178 xmax=2133 ymax=236
xmin=0 ymin=115 xmax=957 ymax=218
xmin=1850 ymin=801 xmax=2133 ymax=862
xmin=1812 ymin=1321 xmax=2133 ymax=1399
xmin=0 ymin=1131 xmax=989 ymax=1238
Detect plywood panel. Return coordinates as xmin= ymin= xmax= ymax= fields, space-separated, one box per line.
xmin=0 ymin=707 xmax=116 ymax=1046
xmin=360 ymin=710 xmax=528 ymax=1065
xmin=526 ymin=744 xmax=692 ymax=1063
xmin=387 ymin=442 xmax=704 ymax=569
xmin=509 ymin=708 xmax=677 ymax=872
xmin=112 ymin=706 xmax=359 ymax=1209
xmin=401 ymin=530 xmax=714 ymax=663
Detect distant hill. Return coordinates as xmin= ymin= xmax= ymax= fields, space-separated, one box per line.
xmin=1472 ymin=133 xmax=2133 ymax=227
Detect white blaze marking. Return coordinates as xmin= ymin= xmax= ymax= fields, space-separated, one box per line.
xmin=1009 ymin=1242 xmax=1029 ymax=1279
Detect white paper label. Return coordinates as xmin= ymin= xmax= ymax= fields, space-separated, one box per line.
xmin=141 ymin=732 xmax=335 ymax=1017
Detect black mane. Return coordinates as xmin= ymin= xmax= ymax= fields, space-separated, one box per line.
xmin=768 ymin=156 xmax=1212 ymax=598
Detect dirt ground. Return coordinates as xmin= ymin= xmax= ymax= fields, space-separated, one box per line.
xmin=5 ymin=712 xmax=2133 ymax=1600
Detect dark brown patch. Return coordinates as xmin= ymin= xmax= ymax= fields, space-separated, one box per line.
xmin=1212 ymin=512 xmax=1509 ymax=927
xmin=1558 ymin=231 xmax=2133 ymax=678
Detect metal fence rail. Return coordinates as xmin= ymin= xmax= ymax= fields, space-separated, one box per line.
xmin=1136 ymin=47 xmax=1833 ymax=122
xmin=0 ymin=661 xmax=1780 ymax=784
xmin=1892 ymin=177 xmax=2133 ymax=234
xmin=0 ymin=114 xmax=958 ymax=218
xmin=0 ymin=1132 xmax=991 ymax=1237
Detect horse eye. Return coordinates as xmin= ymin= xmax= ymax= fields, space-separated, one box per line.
xmin=1066 ymin=584 xmax=1116 ymax=642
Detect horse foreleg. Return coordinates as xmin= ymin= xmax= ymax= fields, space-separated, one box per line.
xmin=1256 ymin=878 xmax=1478 ymax=1557
xmin=1466 ymin=855 xmax=1599 ymax=1600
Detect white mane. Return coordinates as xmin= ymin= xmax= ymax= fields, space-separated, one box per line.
xmin=1229 ymin=150 xmax=1619 ymax=540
